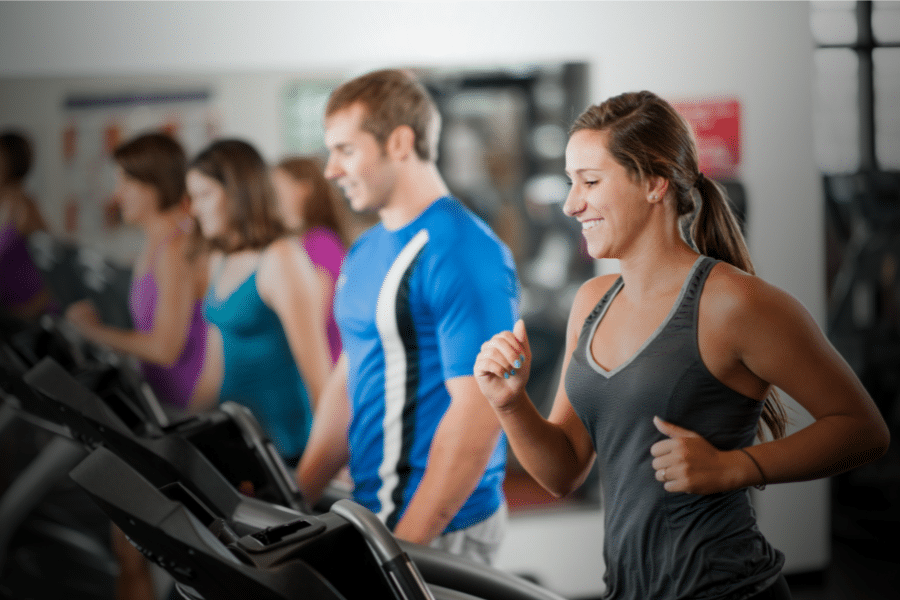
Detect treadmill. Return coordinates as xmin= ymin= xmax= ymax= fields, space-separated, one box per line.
xmin=6 ymin=319 xmax=566 ymax=600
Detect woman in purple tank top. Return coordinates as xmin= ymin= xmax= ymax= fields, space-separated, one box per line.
xmin=0 ymin=130 xmax=55 ymax=321
xmin=271 ymin=156 xmax=351 ymax=365
xmin=64 ymin=131 xmax=215 ymax=600
xmin=65 ymin=132 xmax=215 ymax=412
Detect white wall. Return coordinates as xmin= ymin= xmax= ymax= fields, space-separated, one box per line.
xmin=0 ymin=71 xmax=300 ymax=234
xmin=0 ymin=0 xmax=829 ymax=585
xmin=0 ymin=0 xmax=823 ymax=316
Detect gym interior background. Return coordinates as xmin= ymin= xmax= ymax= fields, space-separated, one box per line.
xmin=0 ymin=1 xmax=897 ymax=598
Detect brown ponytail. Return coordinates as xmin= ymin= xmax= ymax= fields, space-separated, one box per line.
xmin=691 ymin=174 xmax=754 ymax=274
xmin=571 ymin=91 xmax=788 ymax=441
xmin=692 ymin=175 xmax=788 ymax=440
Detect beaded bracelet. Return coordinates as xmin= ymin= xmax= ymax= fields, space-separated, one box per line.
xmin=739 ymin=447 xmax=768 ymax=491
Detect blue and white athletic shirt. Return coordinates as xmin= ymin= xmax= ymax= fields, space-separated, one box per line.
xmin=334 ymin=196 xmax=519 ymax=533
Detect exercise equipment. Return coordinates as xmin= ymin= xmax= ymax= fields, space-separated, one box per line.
xmin=27 ymin=231 xmax=134 ymax=329
xmin=0 ymin=317 xmax=117 ymax=600
xmin=0 ymin=314 xmax=308 ymax=600
xmin=2 ymin=319 xmax=306 ymax=533
xmin=1 ymin=315 xmax=309 ymax=599
xmin=71 ymin=445 xmax=562 ymax=600
xmin=5 ymin=318 xmax=565 ymax=600
xmin=18 ymin=354 xmax=564 ymax=600
xmin=71 ymin=446 xmax=440 ymax=600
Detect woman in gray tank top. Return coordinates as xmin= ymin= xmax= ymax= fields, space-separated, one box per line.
xmin=474 ymin=91 xmax=889 ymax=600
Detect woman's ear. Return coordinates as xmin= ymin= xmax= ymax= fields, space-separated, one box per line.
xmin=647 ymin=176 xmax=669 ymax=204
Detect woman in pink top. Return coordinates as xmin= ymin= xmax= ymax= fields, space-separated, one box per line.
xmin=271 ymin=156 xmax=349 ymax=365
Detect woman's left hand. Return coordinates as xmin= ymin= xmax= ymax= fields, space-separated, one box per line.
xmin=650 ymin=416 xmax=738 ymax=494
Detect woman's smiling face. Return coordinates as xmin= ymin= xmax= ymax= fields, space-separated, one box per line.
xmin=563 ymin=128 xmax=655 ymax=260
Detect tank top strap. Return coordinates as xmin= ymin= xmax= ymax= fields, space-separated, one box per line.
xmin=674 ymin=255 xmax=720 ymax=329
xmin=145 ymin=224 xmax=189 ymax=272
xmin=580 ymin=276 xmax=624 ymax=338
xmin=210 ymin=253 xmax=228 ymax=290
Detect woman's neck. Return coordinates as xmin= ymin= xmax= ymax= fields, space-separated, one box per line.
xmin=0 ymin=180 xmax=18 ymax=195
xmin=616 ymin=216 xmax=698 ymax=302
xmin=144 ymin=208 xmax=188 ymax=243
xmin=0 ymin=182 xmax=21 ymax=210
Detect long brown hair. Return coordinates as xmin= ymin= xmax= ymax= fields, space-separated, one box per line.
xmin=571 ymin=91 xmax=787 ymax=440
xmin=275 ymin=156 xmax=350 ymax=246
xmin=189 ymin=139 xmax=287 ymax=253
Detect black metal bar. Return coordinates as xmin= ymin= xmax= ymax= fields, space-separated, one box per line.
xmin=856 ymin=0 xmax=878 ymax=172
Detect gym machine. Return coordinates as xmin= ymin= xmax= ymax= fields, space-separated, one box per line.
xmin=0 ymin=316 xmax=120 ymax=599
xmin=72 ymin=445 xmax=468 ymax=600
xmin=2 ymin=318 xmax=565 ymax=600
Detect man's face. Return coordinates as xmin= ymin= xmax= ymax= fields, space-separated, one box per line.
xmin=323 ymin=103 xmax=399 ymax=215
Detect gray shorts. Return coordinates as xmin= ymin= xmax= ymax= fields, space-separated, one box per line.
xmin=428 ymin=503 xmax=508 ymax=565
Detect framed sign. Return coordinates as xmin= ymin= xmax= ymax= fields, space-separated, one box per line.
xmin=671 ymin=97 xmax=742 ymax=179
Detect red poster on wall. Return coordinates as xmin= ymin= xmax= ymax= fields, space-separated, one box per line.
xmin=671 ymin=98 xmax=741 ymax=179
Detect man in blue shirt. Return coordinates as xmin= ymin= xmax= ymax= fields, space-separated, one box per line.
xmin=296 ymin=69 xmax=519 ymax=564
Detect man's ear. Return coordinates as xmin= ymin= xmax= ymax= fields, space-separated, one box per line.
xmin=386 ymin=125 xmax=416 ymax=161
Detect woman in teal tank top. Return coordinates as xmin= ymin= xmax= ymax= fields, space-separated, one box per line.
xmin=187 ymin=139 xmax=332 ymax=464
xmin=474 ymin=92 xmax=889 ymax=599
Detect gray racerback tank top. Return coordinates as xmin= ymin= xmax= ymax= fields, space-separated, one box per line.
xmin=565 ymin=256 xmax=784 ymax=599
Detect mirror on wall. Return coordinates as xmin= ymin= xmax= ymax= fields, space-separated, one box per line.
xmin=3 ymin=63 xmax=766 ymax=510
xmin=2 ymin=61 xmax=600 ymax=508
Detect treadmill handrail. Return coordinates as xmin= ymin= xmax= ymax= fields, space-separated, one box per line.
xmin=331 ymin=499 xmax=403 ymax=564
xmin=400 ymin=542 xmax=567 ymax=600
xmin=331 ymin=499 xmax=436 ymax=600
xmin=218 ymin=401 xmax=306 ymax=512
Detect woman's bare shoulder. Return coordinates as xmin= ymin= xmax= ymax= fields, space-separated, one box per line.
xmin=1 ymin=189 xmax=46 ymax=233
xmin=703 ymin=261 xmax=811 ymax=333
xmin=261 ymin=235 xmax=314 ymax=272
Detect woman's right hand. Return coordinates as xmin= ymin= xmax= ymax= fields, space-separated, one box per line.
xmin=65 ymin=299 xmax=101 ymax=333
xmin=474 ymin=319 xmax=532 ymax=412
